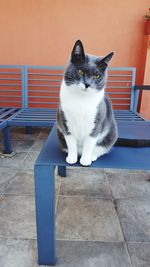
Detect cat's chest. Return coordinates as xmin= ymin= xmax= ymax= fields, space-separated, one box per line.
xmin=61 ymin=96 xmax=97 ymax=138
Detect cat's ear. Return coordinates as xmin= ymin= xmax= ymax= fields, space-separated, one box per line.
xmin=97 ymin=52 xmax=114 ymax=71
xmin=71 ymin=40 xmax=85 ymax=65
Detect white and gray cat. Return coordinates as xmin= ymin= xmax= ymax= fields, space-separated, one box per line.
xmin=57 ymin=40 xmax=118 ymax=166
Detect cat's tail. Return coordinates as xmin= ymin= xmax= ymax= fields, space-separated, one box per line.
xmin=115 ymin=138 xmax=150 ymax=147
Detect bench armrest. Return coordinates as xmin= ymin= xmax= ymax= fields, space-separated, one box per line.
xmin=134 ymin=85 xmax=150 ymax=90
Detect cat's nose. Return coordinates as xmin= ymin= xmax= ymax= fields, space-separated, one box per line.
xmin=85 ymin=83 xmax=90 ymax=88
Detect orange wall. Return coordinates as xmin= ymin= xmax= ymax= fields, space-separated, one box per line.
xmin=0 ymin=0 xmax=149 ymax=83
xmin=140 ymin=35 xmax=150 ymax=119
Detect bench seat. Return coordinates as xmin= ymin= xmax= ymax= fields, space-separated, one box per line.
xmin=0 ymin=108 xmax=20 ymax=153
xmin=34 ymin=113 xmax=150 ymax=265
xmin=8 ymin=108 xmax=57 ymax=127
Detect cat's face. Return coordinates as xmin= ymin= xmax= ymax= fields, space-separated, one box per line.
xmin=64 ymin=40 xmax=114 ymax=95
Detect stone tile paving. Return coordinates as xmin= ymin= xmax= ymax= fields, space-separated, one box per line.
xmin=0 ymin=127 xmax=149 ymax=266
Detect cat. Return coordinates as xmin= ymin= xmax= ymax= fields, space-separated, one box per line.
xmin=57 ymin=40 xmax=118 ymax=166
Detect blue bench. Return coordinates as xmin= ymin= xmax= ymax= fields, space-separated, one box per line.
xmin=8 ymin=66 xmax=64 ymax=128
xmin=34 ymin=68 xmax=150 ymax=265
xmin=0 ymin=65 xmax=64 ymax=152
xmin=0 ymin=66 xmax=23 ymax=153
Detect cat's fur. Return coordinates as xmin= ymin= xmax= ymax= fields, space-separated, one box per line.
xmin=57 ymin=40 xmax=118 ymax=166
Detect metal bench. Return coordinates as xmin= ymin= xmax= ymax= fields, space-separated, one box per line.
xmin=8 ymin=66 xmax=64 ymax=128
xmin=34 ymin=67 xmax=150 ymax=265
xmin=0 ymin=66 xmax=23 ymax=153
xmin=0 ymin=65 xmax=64 ymax=152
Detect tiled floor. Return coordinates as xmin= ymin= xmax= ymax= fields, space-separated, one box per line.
xmin=0 ymin=127 xmax=150 ymax=267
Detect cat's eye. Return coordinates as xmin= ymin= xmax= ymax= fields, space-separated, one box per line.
xmin=93 ymin=74 xmax=100 ymax=79
xmin=78 ymin=69 xmax=84 ymax=76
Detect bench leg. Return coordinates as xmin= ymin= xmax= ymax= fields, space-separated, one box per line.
xmin=2 ymin=127 xmax=12 ymax=154
xmin=58 ymin=166 xmax=66 ymax=177
xmin=34 ymin=164 xmax=56 ymax=265
xmin=26 ymin=126 xmax=33 ymax=134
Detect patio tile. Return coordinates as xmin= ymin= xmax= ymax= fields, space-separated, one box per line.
xmin=56 ymin=196 xmax=123 ymax=242
xmin=37 ymin=128 xmax=51 ymax=140
xmin=59 ymin=167 xmax=111 ymax=198
xmin=0 ymin=239 xmax=131 ymax=267
xmin=22 ymin=151 xmax=40 ymax=170
xmin=106 ymin=170 xmax=150 ymax=199
xmin=11 ymin=140 xmax=35 ymax=152
xmin=116 ymin=199 xmax=150 ymax=242
xmin=30 ymin=139 xmax=45 ymax=152
xmin=104 ymin=168 xmax=148 ymax=174
xmin=0 ymin=238 xmax=46 ymax=267
xmin=0 ymin=139 xmax=34 ymax=153
xmin=56 ymin=240 xmax=131 ymax=267
xmin=0 ymin=168 xmax=17 ymax=197
xmin=4 ymin=171 xmax=35 ymax=196
xmin=5 ymin=170 xmax=61 ymax=200
xmin=127 ymin=242 xmax=150 ymax=267
xmin=0 ymin=152 xmax=27 ymax=168
xmin=0 ymin=195 xmax=36 ymax=239
xmin=10 ymin=127 xmax=40 ymax=140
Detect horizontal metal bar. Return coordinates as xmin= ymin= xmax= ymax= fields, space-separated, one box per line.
xmin=0 ymin=95 xmax=21 ymax=98
xmin=0 ymin=65 xmax=22 ymax=69
xmin=107 ymin=80 xmax=132 ymax=82
xmin=27 ymin=65 xmax=64 ymax=70
xmin=8 ymin=120 xmax=54 ymax=127
xmin=107 ymin=92 xmax=131 ymax=95
xmin=28 ymin=96 xmax=59 ymax=99
xmin=116 ymin=118 xmax=143 ymax=121
xmin=15 ymin=112 xmax=56 ymax=116
xmin=134 ymin=85 xmax=150 ymax=90
xmin=0 ymin=90 xmax=21 ymax=92
xmin=22 ymin=108 xmax=56 ymax=111
xmin=28 ymin=84 xmax=61 ymax=88
xmin=114 ymin=110 xmax=134 ymax=113
xmin=107 ymin=74 xmax=132 ymax=77
xmin=28 ymin=73 xmax=63 ymax=77
xmin=0 ymin=84 xmax=21 ymax=86
xmin=0 ymin=108 xmax=7 ymax=113
xmin=106 ymin=86 xmax=132 ymax=89
xmin=115 ymin=113 xmax=141 ymax=117
xmin=0 ymin=78 xmax=21 ymax=81
xmin=28 ymin=90 xmax=59 ymax=93
xmin=17 ymin=113 xmax=56 ymax=118
xmin=0 ymin=72 xmax=21 ymax=75
xmin=112 ymin=103 xmax=130 ymax=106
xmin=11 ymin=117 xmax=55 ymax=121
xmin=115 ymin=114 xmax=142 ymax=117
xmin=111 ymin=98 xmax=130 ymax=100
xmin=0 ymin=100 xmax=21 ymax=103
xmin=115 ymin=115 xmax=141 ymax=120
xmin=28 ymin=78 xmax=62 ymax=82
xmin=28 ymin=101 xmax=58 ymax=104
xmin=13 ymin=116 xmax=56 ymax=120
xmin=0 ymin=108 xmax=18 ymax=119
xmin=21 ymin=108 xmax=57 ymax=115
xmin=108 ymin=67 xmax=136 ymax=71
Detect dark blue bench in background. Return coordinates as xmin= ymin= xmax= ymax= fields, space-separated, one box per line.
xmin=0 ymin=65 xmax=23 ymax=153
xmin=0 ymin=65 xmax=64 ymax=152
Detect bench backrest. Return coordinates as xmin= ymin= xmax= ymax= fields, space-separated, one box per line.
xmin=0 ymin=66 xmax=23 ymax=108
xmin=0 ymin=65 xmax=136 ymax=111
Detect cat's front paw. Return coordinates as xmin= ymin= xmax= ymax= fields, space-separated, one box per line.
xmin=66 ymin=154 xmax=77 ymax=164
xmin=80 ymin=157 xmax=92 ymax=166
xmin=92 ymin=154 xmax=98 ymax=162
